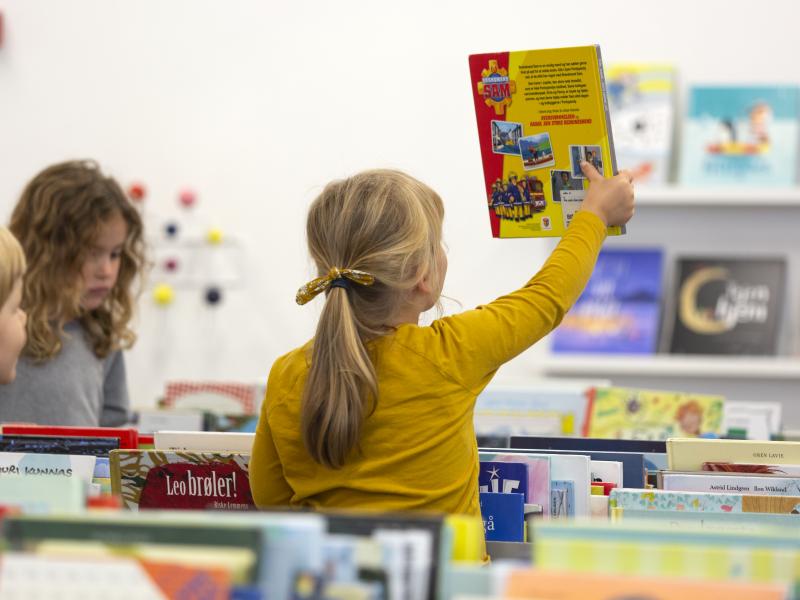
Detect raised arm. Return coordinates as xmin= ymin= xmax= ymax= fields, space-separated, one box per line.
xmin=428 ymin=162 xmax=634 ymax=391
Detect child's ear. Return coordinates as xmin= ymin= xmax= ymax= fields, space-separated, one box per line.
xmin=415 ymin=269 xmax=435 ymax=295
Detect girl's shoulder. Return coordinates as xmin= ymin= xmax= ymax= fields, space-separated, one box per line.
xmin=265 ymin=340 xmax=312 ymax=404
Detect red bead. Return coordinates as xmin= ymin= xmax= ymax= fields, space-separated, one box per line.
xmin=128 ymin=183 xmax=146 ymax=201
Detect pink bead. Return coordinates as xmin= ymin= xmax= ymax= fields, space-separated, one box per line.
xmin=179 ymin=189 xmax=197 ymax=208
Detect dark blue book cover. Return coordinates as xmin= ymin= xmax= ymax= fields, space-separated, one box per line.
xmin=478 ymin=461 xmax=529 ymax=501
xmin=479 ymin=492 xmax=525 ymax=542
xmin=0 ymin=435 xmax=119 ymax=457
xmin=552 ymin=248 xmax=664 ymax=354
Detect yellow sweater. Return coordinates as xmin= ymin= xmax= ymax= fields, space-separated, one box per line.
xmin=250 ymin=211 xmax=607 ymax=519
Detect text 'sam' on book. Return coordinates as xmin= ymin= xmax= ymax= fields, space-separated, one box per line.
xmin=668 ymin=257 xmax=786 ymax=355
xmin=469 ymin=45 xmax=623 ymax=238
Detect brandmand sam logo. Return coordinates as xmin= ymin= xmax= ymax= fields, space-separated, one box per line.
xmin=477 ymin=59 xmax=516 ymax=115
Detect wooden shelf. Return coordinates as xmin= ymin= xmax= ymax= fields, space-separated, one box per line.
xmin=635 ymin=187 xmax=800 ymax=207
xmin=542 ymin=354 xmax=800 ymax=380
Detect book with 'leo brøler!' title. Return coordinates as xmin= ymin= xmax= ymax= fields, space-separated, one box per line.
xmin=109 ymin=449 xmax=255 ymax=511
xmin=469 ymin=45 xmax=623 ymax=238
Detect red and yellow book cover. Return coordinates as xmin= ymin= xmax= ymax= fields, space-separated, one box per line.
xmin=469 ymin=45 xmax=624 ymax=238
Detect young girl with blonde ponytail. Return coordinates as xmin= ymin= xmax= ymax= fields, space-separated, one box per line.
xmin=250 ymin=163 xmax=634 ymax=521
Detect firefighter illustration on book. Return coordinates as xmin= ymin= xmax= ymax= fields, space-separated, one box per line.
xmin=489 ymin=178 xmax=505 ymax=219
xmin=487 ymin=173 xmax=547 ymax=222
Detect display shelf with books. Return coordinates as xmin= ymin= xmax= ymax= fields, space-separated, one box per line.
xmin=635 ymin=187 xmax=800 ymax=207
xmin=541 ymin=354 xmax=800 ymax=379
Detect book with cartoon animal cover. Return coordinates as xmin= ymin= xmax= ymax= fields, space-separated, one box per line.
xmin=679 ymin=85 xmax=800 ymax=185
xmin=606 ymin=63 xmax=676 ymax=185
xmin=469 ymin=45 xmax=623 ymax=238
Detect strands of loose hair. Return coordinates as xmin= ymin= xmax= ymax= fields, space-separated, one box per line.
xmin=0 ymin=228 xmax=26 ymax=307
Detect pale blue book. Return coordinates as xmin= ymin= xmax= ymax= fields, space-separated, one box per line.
xmin=0 ymin=475 xmax=85 ymax=513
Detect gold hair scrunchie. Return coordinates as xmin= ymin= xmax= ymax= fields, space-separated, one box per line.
xmin=295 ymin=267 xmax=375 ymax=305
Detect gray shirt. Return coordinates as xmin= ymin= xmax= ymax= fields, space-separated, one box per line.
xmin=0 ymin=321 xmax=130 ymax=427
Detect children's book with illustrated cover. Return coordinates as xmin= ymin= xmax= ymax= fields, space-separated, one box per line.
xmin=478 ymin=461 xmax=529 ymax=499
xmin=479 ymin=491 xmax=524 ymax=541
xmin=667 ymin=438 xmax=800 ymax=471
xmin=0 ymin=553 xmax=234 ymax=600
xmin=469 ymin=45 xmax=624 ymax=238
xmin=477 ymin=453 xmax=551 ymax=511
xmin=0 ymin=451 xmax=96 ymax=484
xmin=475 ymin=386 xmax=591 ymax=436
xmin=659 ymin=471 xmax=800 ymax=497
xmin=491 ymin=451 xmax=591 ymax=517
xmin=679 ymin=85 xmax=800 ymax=186
xmin=532 ymin=520 xmax=800 ymax=585
xmin=605 ymin=64 xmax=676 ymax=185
xmin=610 ymin=488 xmax=800 ymax=515
xmin=584 ymin=386 xmax=724 ymax=440
xmin=0 ymin=475 xmax=85 ymax=513
xmin=505 ymin=568 xmax=788 ymax=599
xmin=109 ymin=449 xmax=255 ymax=511
xmin=668 ymin=257 xmax=786 ymax=355
xmin=551 ymin=248 xmax=664 ymax=354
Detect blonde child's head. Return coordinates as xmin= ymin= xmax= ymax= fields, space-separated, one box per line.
xmin=10 ymin=160 xmax=145 ymax=360
xmin=300 ymin=169 xmax=445 ymax=468
xmin=0 ymin=227 xmax=27 ymax=383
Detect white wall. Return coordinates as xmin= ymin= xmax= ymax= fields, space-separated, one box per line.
xmin=1 ymin=0 xmax=798 ymax=410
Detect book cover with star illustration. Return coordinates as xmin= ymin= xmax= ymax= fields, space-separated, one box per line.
xmin=469 ymin=45 xmax=624 ymax=238
xmin=583 ymin=386 xmax=725 ymax=440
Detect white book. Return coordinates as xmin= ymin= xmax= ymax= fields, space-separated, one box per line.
xmin=590 ymin=460 xmax=623 ymax=487
xmin=723 ymin=401 xmax=782 ymax=439
xmin=136 ymin=409 xmax=205 ymax=434
xmin=662 ymin=472 xmax=800 ymax=497
xmin=153 ymin=431 xmax=254 ymax=453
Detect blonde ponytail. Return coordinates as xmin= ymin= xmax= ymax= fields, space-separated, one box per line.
xmin=301 ymin=170 xmax=444 ymax=468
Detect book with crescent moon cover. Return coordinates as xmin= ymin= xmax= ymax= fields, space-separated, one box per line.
xmin=668 ymin=257 xmax=786 ymax=355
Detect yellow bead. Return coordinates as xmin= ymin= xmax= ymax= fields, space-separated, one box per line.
xmin=152 ymin=283 xmax=175 ymax=306
xmin=206 ymin=228 xmax=224 ymax=245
